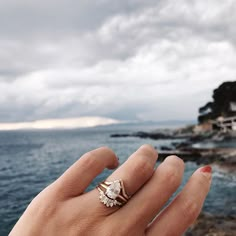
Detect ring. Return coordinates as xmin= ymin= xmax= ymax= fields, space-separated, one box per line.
xmin=97 ymin=179 xmax=130 ymax=207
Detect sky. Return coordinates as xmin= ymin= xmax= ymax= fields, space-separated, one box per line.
xmin=0 ymin=0 xmax=236 ymax=125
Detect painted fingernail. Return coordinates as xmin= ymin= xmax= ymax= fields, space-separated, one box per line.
xmin=200 ymin=165 xmax=212 ymax=179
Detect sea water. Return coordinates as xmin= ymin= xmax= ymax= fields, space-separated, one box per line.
xmin=0 ymin=124 xmax=235 ymax=235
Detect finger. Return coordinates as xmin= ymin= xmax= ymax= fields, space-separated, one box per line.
xmin=53 ymin=147 xmax=119 ymax=199
xmin=147 ymin=166 xmax=212 ymax=236
xmin=114 ymin=155 xmax=184 ymax=230
xmin=84 ymin=144 xmax=158 ymax=215
xmin=107 ymin=144 xmax=158 ymax=197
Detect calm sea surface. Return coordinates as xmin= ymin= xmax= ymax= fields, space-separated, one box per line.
xmin=0 ymin=124 xmax=236 ymax=235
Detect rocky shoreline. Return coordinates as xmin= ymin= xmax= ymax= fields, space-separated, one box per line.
xmin=111 ymin=128 xmax=236 ymax=235
xmin=158 ymin=148 xmax=236 ymax=173
xmin=185 ymin=212 xmax=236 ymax=236
xmin=110 ymin=129 xmax=236 ymax=173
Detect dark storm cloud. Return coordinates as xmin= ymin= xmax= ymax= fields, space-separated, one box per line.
xmin=0 ymin=0 xmax=236 ymax=123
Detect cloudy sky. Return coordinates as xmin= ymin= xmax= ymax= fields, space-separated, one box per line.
xmin=0 ymin=0 xmax=236 ymax=124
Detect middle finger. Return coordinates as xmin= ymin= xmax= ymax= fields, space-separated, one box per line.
xmin=114 ymin=155 xmax=184 ymax=229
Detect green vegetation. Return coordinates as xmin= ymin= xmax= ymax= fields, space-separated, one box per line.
xmin=198 ymin=81 xmax=236 ymax=123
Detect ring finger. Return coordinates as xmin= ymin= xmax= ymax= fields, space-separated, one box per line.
xmin=106 ymin=144 xmax=158 ymax=196
xmin=84 ymin=144 xmax=158 ymax=214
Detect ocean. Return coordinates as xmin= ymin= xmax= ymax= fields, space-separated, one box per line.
xmin=0 ymin=124 xmax=236 ymax=235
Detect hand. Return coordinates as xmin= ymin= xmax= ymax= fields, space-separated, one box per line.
xmin=10 ymin=145 xmax=212 ymax=236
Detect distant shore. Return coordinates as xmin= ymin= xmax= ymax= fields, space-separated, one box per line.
xmin=110 ymin=127 xmax=236 ymax=173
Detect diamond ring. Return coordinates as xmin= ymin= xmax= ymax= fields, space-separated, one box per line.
xmin=97 ymin=180 xmax=130 ymax=207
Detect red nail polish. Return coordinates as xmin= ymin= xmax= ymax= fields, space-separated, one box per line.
xmin=200 ymin=165 xmax=212 ymax=173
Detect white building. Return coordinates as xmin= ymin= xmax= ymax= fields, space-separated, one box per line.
xmin=213 ymin=116 xmax=236 ymax=132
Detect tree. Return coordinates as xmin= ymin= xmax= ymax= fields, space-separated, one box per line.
xmin=198 ymin=81 xmax=236 ymax=123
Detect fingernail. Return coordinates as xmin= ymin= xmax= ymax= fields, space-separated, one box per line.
xmin=200 ymin=165 xmax=212 ymax=179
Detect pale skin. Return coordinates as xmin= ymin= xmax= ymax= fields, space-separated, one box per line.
xmin=10 ymin=144 xmax=212 ymax=236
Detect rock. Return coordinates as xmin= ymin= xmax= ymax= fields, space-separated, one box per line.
xmin=110 ymin=127 xmax=236 ymax=172
xmin=160 ymin=145 xmax=173 ymax=151
xmin=158 ymin=149 xmax=202 ymax=163
xmin=185 ymin=212 xmax=236 ymax=236
xmin=111 ymin=131 xmax=182 ymax=140
xmin=110 ymin=134 xmax=131 ymax=138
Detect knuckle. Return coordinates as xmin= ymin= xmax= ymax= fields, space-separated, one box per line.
xmin=161 ymin=164 xmax=181 ymax=188
xmin=41 ymin=201 xmax=58 ymax=218
xmin=181 ymin=198 xmax=200 ymax=223
xmin=97 ymin=146 xmax=117 ymax=163
xmin=196 ymin=174 xmax=211 ymax=192
xmin=167 ymin=155 xmax=184 ymax=166
xmin=80 ymin=152 xmax=98 ymax=170
xmin=79 ymin=147 xmax=117 ymax=171
xmin=31 ymin=194 xmax=59 ymax=220
xmin=133 ymin=157 xmax=154 ymax=178
xmin=99 ymin=146 xmax=115 ymax=155
xmin=177 ymin=157 xmax=185 ymax=167
xmin=139 ymin=144 xmax=157 ymax=158
xmin=110 ymin=224 xmax=138 ymax=236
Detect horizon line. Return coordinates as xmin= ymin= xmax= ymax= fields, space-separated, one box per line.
xmin=0 ymin=116 xmax=196 ymax=131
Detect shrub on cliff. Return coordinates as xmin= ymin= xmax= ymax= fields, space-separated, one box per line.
xmin=198 ymin=81 xmax=236 ymax=123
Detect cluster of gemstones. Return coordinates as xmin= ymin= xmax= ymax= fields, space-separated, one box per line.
xmin=99 ymin=191 xmax=119 ymax=207
xmin=99 ymin=180 xmax=121 ymax=207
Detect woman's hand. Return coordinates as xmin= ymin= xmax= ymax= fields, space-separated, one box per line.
xmin=10 ymin=145 xmax=212 ymax=236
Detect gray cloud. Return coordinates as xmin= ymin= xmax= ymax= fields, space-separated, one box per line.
xmin=0 ymin=0 xmax=163 ymax=38
xmin=0 ymin=0 xmax=236 ymax=122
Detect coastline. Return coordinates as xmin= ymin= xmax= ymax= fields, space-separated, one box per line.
xmin=0 ymin=125 xmax=235 ymax=235
xmin=110 ymin=128 xmax=236 ymax=173
xmin=185 ymin=212 xmax=236 ymax=236
xmin=111 ymin=126 xmax=236 ymax=235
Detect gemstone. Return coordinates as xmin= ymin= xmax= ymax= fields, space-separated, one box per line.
xmin=104 ymin=198 xmax=108 ymax=204
xmin=106 ymin=180 xmax=121 ymax=200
